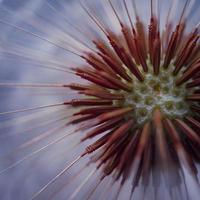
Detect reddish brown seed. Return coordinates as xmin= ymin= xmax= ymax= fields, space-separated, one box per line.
xmin=152 ymin=33 xmax=161 ymax=75
xmin=164 ymin=119 xmax=182 ymax=148
xmin=81 ymin=117 xmax=122 ymax=141
xmin=106 ymin=31 xmax=129 ymax=64
xmin=98 ymin=52 xmax=132 ymax=82
xmin=121 ymin=53 xmax=144 ymax=82
xmin=130 ymin=159 xmax=143 ymax=195
xmin=106 ymin=119 xmax=134 ymax=146
xmin=174 ymin=22 xmax=185 ymax=55
xmin=76 ymin=71 xmax=119 ymax=90
xmin=174 ymin=119 xmax=200 ymax=146
xmin=121 ymin=24 xmax=140 ymax=64
xmin=98 ymin=107 xmax=134 ymax=123
xmin=186 ymin=78 xmax=200 ymax=88
xmin=83 ymin=53 xmax=118 ymax=78
xmin=93 ymin=39 xmax=122 ymax=66
xmin=190 ymin=105 xmax=200 ymax=113
xmin=85 ymin=132 xmax=111 ymax=154
xmin=162 ymin=22 xmax=173 ymax=54
xmin=80 ymin=89 xmax=124 ymax=100
xmin=176 ymin=62 xmax=200 ymax=86
xmin=74 ymin=106 xmax=120 ymax=116
xmin=135 ymin=19 xmax=147 ymax=59
xmin=66 ymin=83 xmax=93 ymax=91
xmin=153 ymin=109 xmax=168 ymax=162
xmin=123 ymin=123 xmax=151 ymax=190
xmin=117 ymin=130 xmax=141 ymax=178
xmin=193 ymin=71 xmax=200 ymax=79
xmin=175 ymin=29 xmax=198 ymax=66
xmin=185 ymin=117 xmax=200 ymax=132
xmin=130 ymin=125 xmax=151 ymax=195
xmin=98 ymin=71 xmax=132 ymax=92
xmin=134 ymin=36 xmax=148 ymax=72
xmin=69 ymin=114 xmax=98 ymax=125
xmin=109 ymin=0 xmax=141 ymax=82
xmin=64 ymin=99 xmax=113 ymax=106
xmin=103 ymin=154 xmax=120 ymax=176
xmin=185 ymin=44 xmax=200 ymax=66
xmin=141 ymin=134 xmax=152 ymax=187
xmin=117 ymin=130 xmax=140 ymax=173
xmin=106 ymin=31 xmax=144 ymax=81
xmin=189 ymin=57 xmax=200 ymax=68
xmin=135 ymin=123 xmax=151 ymax=158
xmin=152 ymin=109 xmax=174 ymax=190
xmin=174 ymin=35 xmax=200 ymax=75
xmin=148 ymin=17 xmax=157 ymax=63
xmin=153 ymin=130 xmax=178 ymax=190
xmin=163 ymin=25 xmax=181 ymax=68
xmin=164 ymin=119 xmax=197 ymax=176
xmin=186 ymin=94 xmax=200 ymax=102
xmin=99 ymin=132 xmax=129 ymax=166
xmin=77 ymin=107 xmax=134 ymax=132
xmin=123 ymin=0 xmax=147 ymax=63
xmin=81 ymin=54 xmax=103 ymax=71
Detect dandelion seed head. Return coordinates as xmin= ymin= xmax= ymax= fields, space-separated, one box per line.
xmin=0 ymin=0 xmax=200 ymax=199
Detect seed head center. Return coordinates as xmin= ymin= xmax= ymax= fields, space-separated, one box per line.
xmin=120 ymin=62 xmax=191 ymax=126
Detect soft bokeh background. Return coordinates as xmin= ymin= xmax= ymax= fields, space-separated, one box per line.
xmin=0 ymin=1 xmax=90 ymax=200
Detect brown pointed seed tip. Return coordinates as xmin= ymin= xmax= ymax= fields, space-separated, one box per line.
xmin=98 ymin=107 xmax=134 ymax=123
xmin=107 ymin=119 xmax=134 ymax=146
xmin=64 ymin=99 xmax=113 ymax=106
xmin=174 ymin=119 xmax=200 ymax=145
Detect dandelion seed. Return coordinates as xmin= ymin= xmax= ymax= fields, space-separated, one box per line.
xmin=0 ymin=0 xmax=200 ymax=200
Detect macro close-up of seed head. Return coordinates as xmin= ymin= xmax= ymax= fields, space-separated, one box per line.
xmin=0 ymin=0 xmax=200 ymax=199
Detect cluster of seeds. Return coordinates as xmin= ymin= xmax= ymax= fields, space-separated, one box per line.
xmin=0 ymin=0 xmax=200 ymax=199
xmin=120 ymin=62 xmax=191 ymax=125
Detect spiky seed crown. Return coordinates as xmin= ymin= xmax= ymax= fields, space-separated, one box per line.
xmin=0 ymin=0 xmax=200 ymax=199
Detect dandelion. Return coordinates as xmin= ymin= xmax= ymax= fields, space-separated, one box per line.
xmin=0 ymin=0 xmax=200 ymax=199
